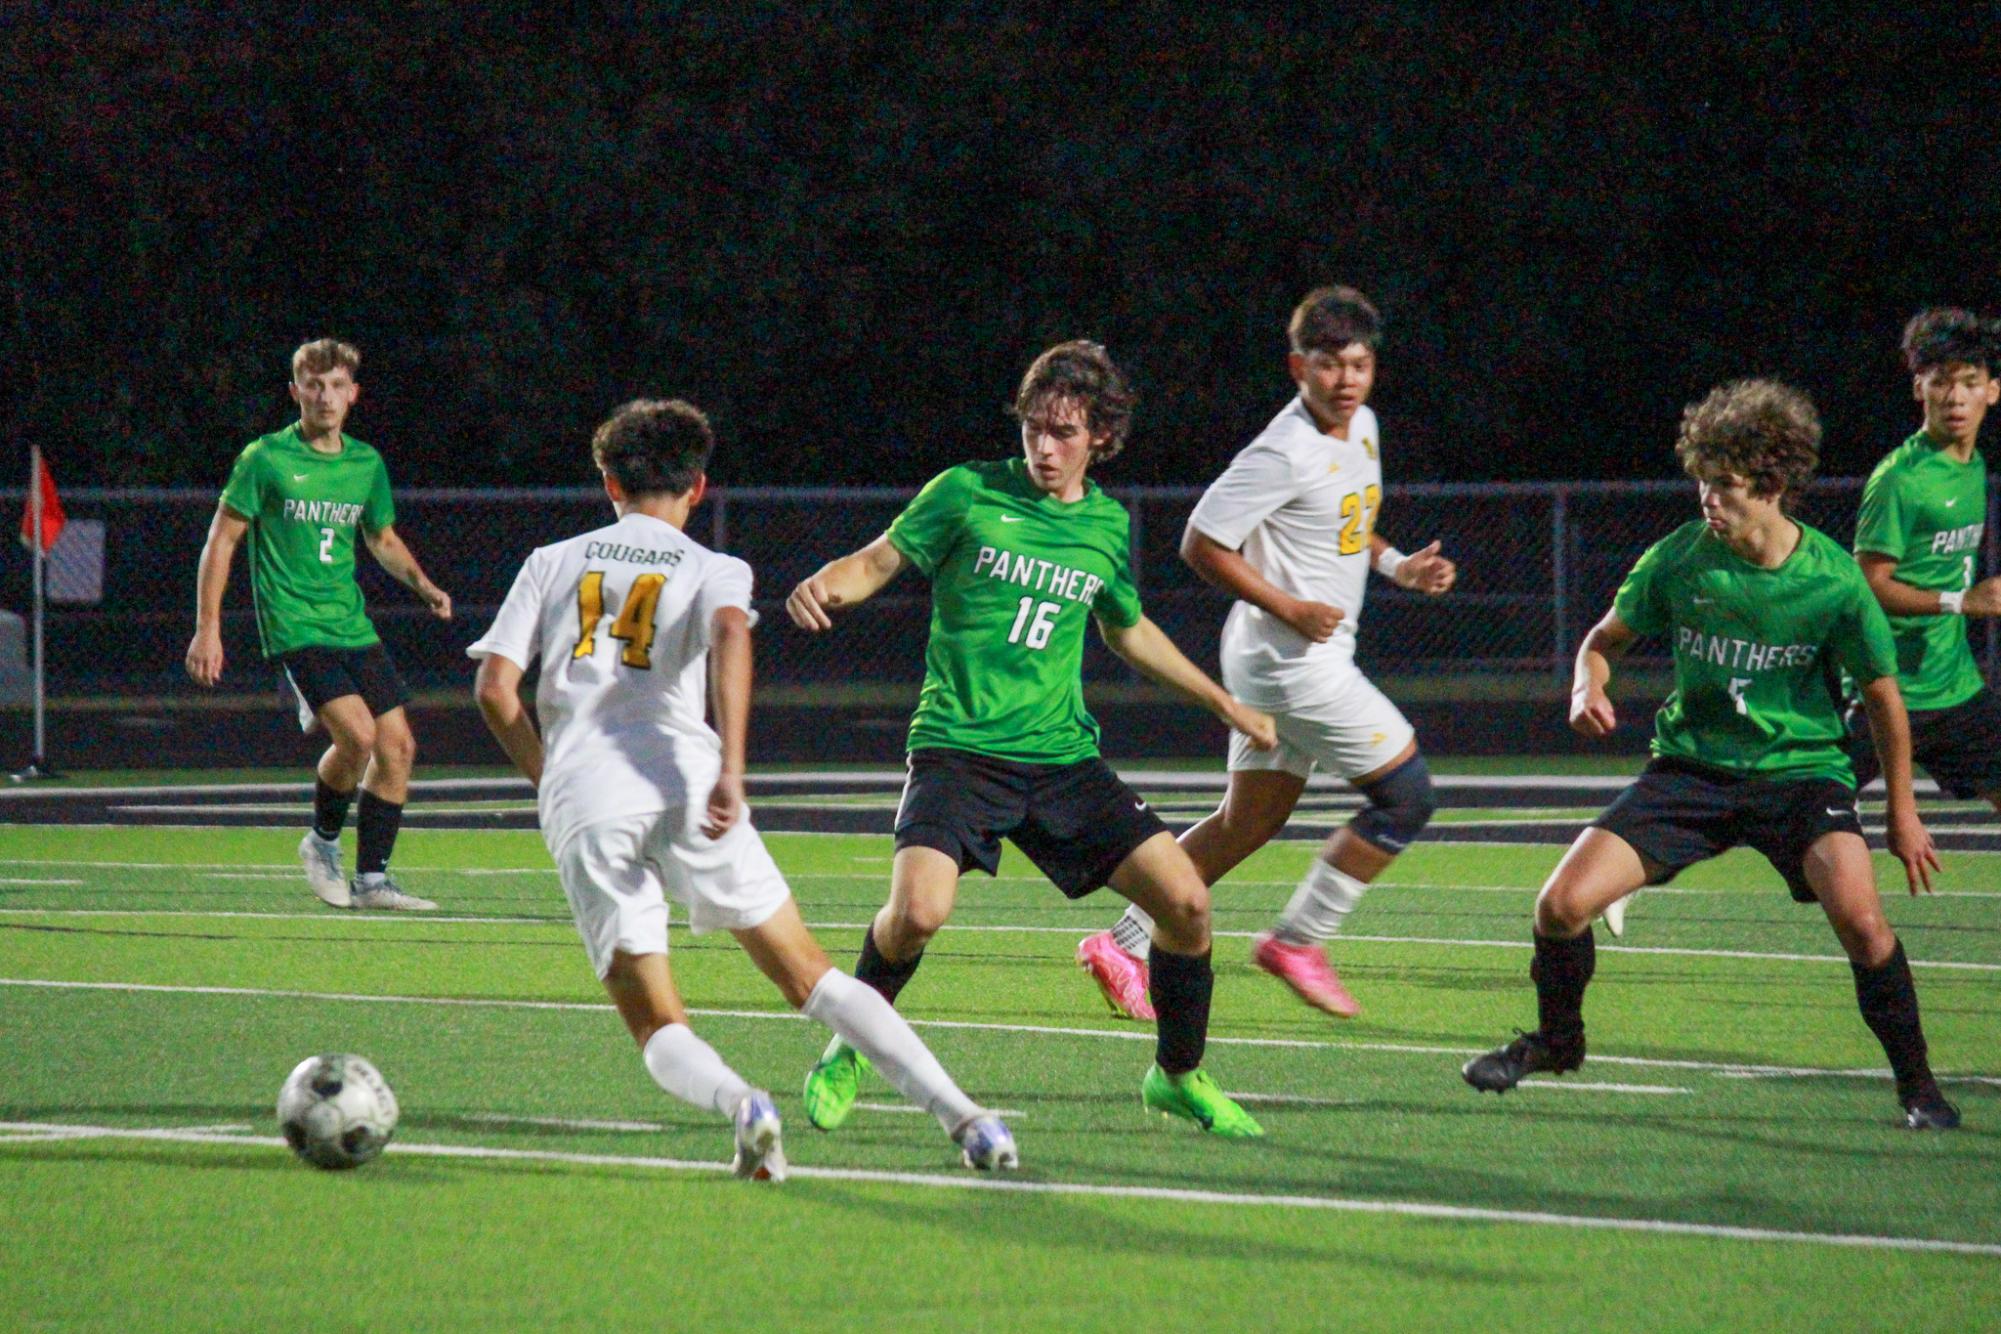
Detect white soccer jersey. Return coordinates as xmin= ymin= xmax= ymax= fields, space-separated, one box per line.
xmin=1189 ymin=399 xmax=1383 ymax=710
xmin=467 ymin=511 xmax=758 ymax=854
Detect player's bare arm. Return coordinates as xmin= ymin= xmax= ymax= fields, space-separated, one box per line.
xmin=704 ymin=606 xmax=754 ymax=839
xmin=1097 ymin=614 xmax=1276 ymax=750
xmin=786 ymin=533 xmax=907 ymax=631
xmin=1180 ymin=523 xmax=1343 ymax=642
xmin=1857 ymin=673 xmax=1940 ymax=894
xmin=473 ymin=653 xmax=544 ymax=789
xmin=364 ymin=525 xmax=452 ymax=620
xmin=1569 ymin=609 xmax=1636 ymax=739
xmin=1369 ymin=534 xmax=1457 ymax=595
xmin=1857 ymin=551 xmax=2001 ymax=618
xmin=185 ymin=503 xmax=250 ymax=686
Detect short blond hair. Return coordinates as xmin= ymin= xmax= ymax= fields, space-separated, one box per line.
xmin=292 ymin=338 xmax=361 ymax=382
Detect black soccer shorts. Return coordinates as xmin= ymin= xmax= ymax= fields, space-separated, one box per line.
xmin=1591 ymin=757 xmax=1865 ymax=904
xmin=894 ymin=747 xmax=1171 ymax=898
xmin=279 ymin=642 xmax=411 ymax=732
xmin=1846 ymin=687 xmax=2001 ymax=802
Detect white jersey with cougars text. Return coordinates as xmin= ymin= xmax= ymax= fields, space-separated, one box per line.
xmin=467 ymin=511 xmax=757 ymax=854
xmin=1190 ymin=399 xmax=1382 ymax=710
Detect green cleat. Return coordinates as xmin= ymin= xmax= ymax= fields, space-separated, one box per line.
xmin=802 ymin=1037 xmax=871 ymax=1132
xmin=1140 ymin=1064 xmax=1265 ymax=1138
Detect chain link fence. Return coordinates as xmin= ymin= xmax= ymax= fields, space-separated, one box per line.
xmin=12 ymin=479 xmax=1999 ymax=697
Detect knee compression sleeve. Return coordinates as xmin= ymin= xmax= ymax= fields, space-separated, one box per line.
xmin=1351 ymin=753 xmax=1436 ymax=854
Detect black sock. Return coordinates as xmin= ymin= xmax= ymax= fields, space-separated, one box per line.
xmin=1148 ymin=946 xmax=1213 ymax=1075
xmin=312 ymin=779 xmax=355 ymax=843
xmin=1851 ymin=938 xmax=1932 ymax=1098
xmin=855 ymin=926 xmax=923 ymax=1005
xmin=355 ymin=790 xmax=404 ymax=878
xmin=1531 ymin=928 xmax=1594 ymax=1051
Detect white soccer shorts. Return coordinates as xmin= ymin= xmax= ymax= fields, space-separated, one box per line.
xmin=552 ymin=807 xmax=791 ymax=978
xmin=1227 ymin=669 xmax=1416 ymax=781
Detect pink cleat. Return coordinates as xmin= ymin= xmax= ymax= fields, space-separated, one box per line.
xmin=1253 ymin=932 xmax=1360 ymax=1018
xmin=1075 ymin=931 xmax=1155 ymax=1021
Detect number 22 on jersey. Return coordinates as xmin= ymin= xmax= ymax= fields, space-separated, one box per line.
xmin=573 ymin=571 xmax=666 ymax=668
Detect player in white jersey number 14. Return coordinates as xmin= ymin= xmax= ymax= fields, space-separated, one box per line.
xmin=1077 ymin=287 xmax=1460 ymax=1021
xmin=467 ymin=398 xmax=1015 ymax=1178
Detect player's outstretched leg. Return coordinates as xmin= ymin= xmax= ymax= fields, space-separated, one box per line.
xmin=1077 ymin=908 xmax=1155 ymax=1021
xmin=639 ymin=1020 xmax=784 ymax=1182
xmin=744 ymin=898 xmax=1015 ymax=1167
xmin=1114 ymin=836 xmax=1262 ymax=1138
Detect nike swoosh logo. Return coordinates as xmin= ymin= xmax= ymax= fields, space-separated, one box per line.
xmin=1133 ymin=799 xmax=1148 ymax=811
xmin=292 ymin=473 xmax=309 ymax=481
xmin=1826 ymin=807 xmax=1850 ymax=818
xmin=1000 ymin=515 xmax=1024 ymax=523
xmin=1945 ymin=498 xmax=1958 ymax=507
xmin=1692 ymin=596 xmax=1714 ymax=605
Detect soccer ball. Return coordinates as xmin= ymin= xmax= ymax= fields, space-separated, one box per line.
xmin=277 ymin=1053 xmax=399 ymax=1169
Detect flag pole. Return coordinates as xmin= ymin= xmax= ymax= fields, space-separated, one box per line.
xmin=14 ymin=445 xmax=50 ymax=781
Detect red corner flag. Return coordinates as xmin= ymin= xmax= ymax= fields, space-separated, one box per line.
xmin=19 ymin=449 xmax=65 ymax=554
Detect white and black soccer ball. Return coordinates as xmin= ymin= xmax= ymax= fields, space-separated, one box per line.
xmin=277 ymin=1053 xmax=399 ymax=1170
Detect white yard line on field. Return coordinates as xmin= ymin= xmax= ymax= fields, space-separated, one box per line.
xmin=0 ymin=1120 xmax=1992 ymax=1258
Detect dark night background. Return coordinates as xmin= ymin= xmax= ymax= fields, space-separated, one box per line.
xmin=5 ymin=4 xmax=1999 ymax=491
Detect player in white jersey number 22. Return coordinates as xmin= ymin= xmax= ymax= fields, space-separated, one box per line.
xmin=1078 ymin=287 xmax=1459 ymax=1021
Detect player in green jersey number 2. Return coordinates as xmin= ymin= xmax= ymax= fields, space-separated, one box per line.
xmin=185 ymin=339 xmax=452 ymax=912
xmin=1846 ymin=308 xmax=2001 ymax=811
xmin=786 ymin=341 xmax=1279 ymax=1138
xmin=1461 ymin=379 xmax=1961 ymax=1130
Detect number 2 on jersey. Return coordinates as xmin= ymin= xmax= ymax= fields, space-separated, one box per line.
xmin=573 ymin=570 xmax=667 ymax=668
xmin=1338 ymin=485 xmax=1381 ymax=556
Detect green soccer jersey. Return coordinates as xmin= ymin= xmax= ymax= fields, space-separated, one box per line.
xmin=887 ymin=459 xmax=1143 ymax=763
xmin=1852 ymin=431 xmax=1988 ymax=711
xmin=219 ymin=423 xmax=395 ymax=658
xmin=1614 ymin=520 xmax=1898 ymax=784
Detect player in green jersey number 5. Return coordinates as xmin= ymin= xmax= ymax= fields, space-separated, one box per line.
xmin=1846 ymin=308 xmax=2001 ymax=811
xmin=787 ymin=341 xmax=1279 ymax=1137
xmin=185 ymin=339 xmax=452 ymax=912
xmin=1461 ymin=379 xmax=1960 ymax=1130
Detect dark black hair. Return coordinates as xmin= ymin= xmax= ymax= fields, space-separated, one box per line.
xmin=1288 ymin=286 xmax=1382 ymax=356
xmin=590 ymin=399 xmax=714 ymax=497
xmin=1902 ymin=307 xmax=1995 ymax=376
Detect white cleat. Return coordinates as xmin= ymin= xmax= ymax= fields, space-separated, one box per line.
xmin=1600 ymin=893 xmax=1629 ymax=938
xmin=954 ymin=1114 xmax=1019 ymax=1172
xmin=732 ymin=1090 xmax=786 ymax=1182
xmin=348 ymin=876 xmax=438 ymax=912
xmin=299 ymin=832 xmax=350 ymax=908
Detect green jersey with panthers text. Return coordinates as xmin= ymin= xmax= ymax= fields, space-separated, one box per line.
xmin=1853 ymin=431 xmax=1988 ymax=711
xmin=219 ymin=424 xmax=395 ymax=657
xmin=1614 ymin=519 xmax=1898 ymax=784
xmin=887 ymin=459 xmax=1142 ymax=763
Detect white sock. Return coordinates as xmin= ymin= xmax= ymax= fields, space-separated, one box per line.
xmin=1274 ymin=858 xmax=1369 ymax=944
xmin=1110 ymin=904 xmax=1154 ymax=961
xmin=642 ymin=1022 xmax=752 ymax=1119
xmin=804 ymin=970 xmax=980 ymax=1135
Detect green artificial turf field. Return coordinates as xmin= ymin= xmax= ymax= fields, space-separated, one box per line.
xmin=1 ymin=798 xmax=1996 ymax=1330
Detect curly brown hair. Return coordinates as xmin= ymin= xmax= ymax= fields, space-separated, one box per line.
xmin=1674 ymin=379 xmax=1821 ymax=508
xmin=1010 ymin=341 xmax=1136 ymax=461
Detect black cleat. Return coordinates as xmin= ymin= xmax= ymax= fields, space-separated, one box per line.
xmin=1462 ymin=1030 xmax=1584 ymax=1094
xmin=1901 ymin=1080 xmax=1961 ymax=1131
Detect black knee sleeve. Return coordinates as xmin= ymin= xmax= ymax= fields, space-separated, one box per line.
xmin=1351 ymin=753 xmax=1436 ymax=854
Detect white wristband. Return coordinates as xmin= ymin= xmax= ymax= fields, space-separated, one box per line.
xmin=1939 ymin=589 xmax=1966 ymax=615
xmin=1373 ymin=546 xmax=1408 ymax=580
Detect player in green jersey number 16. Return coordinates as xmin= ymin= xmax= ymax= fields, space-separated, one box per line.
xmin=1462 ymin=378 xmax=1960 ymax=1131
xmin=185 ymin=339 xmax=451 ymax=913
xmin=786 ymin=341 xmax=1278 ymax=1138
